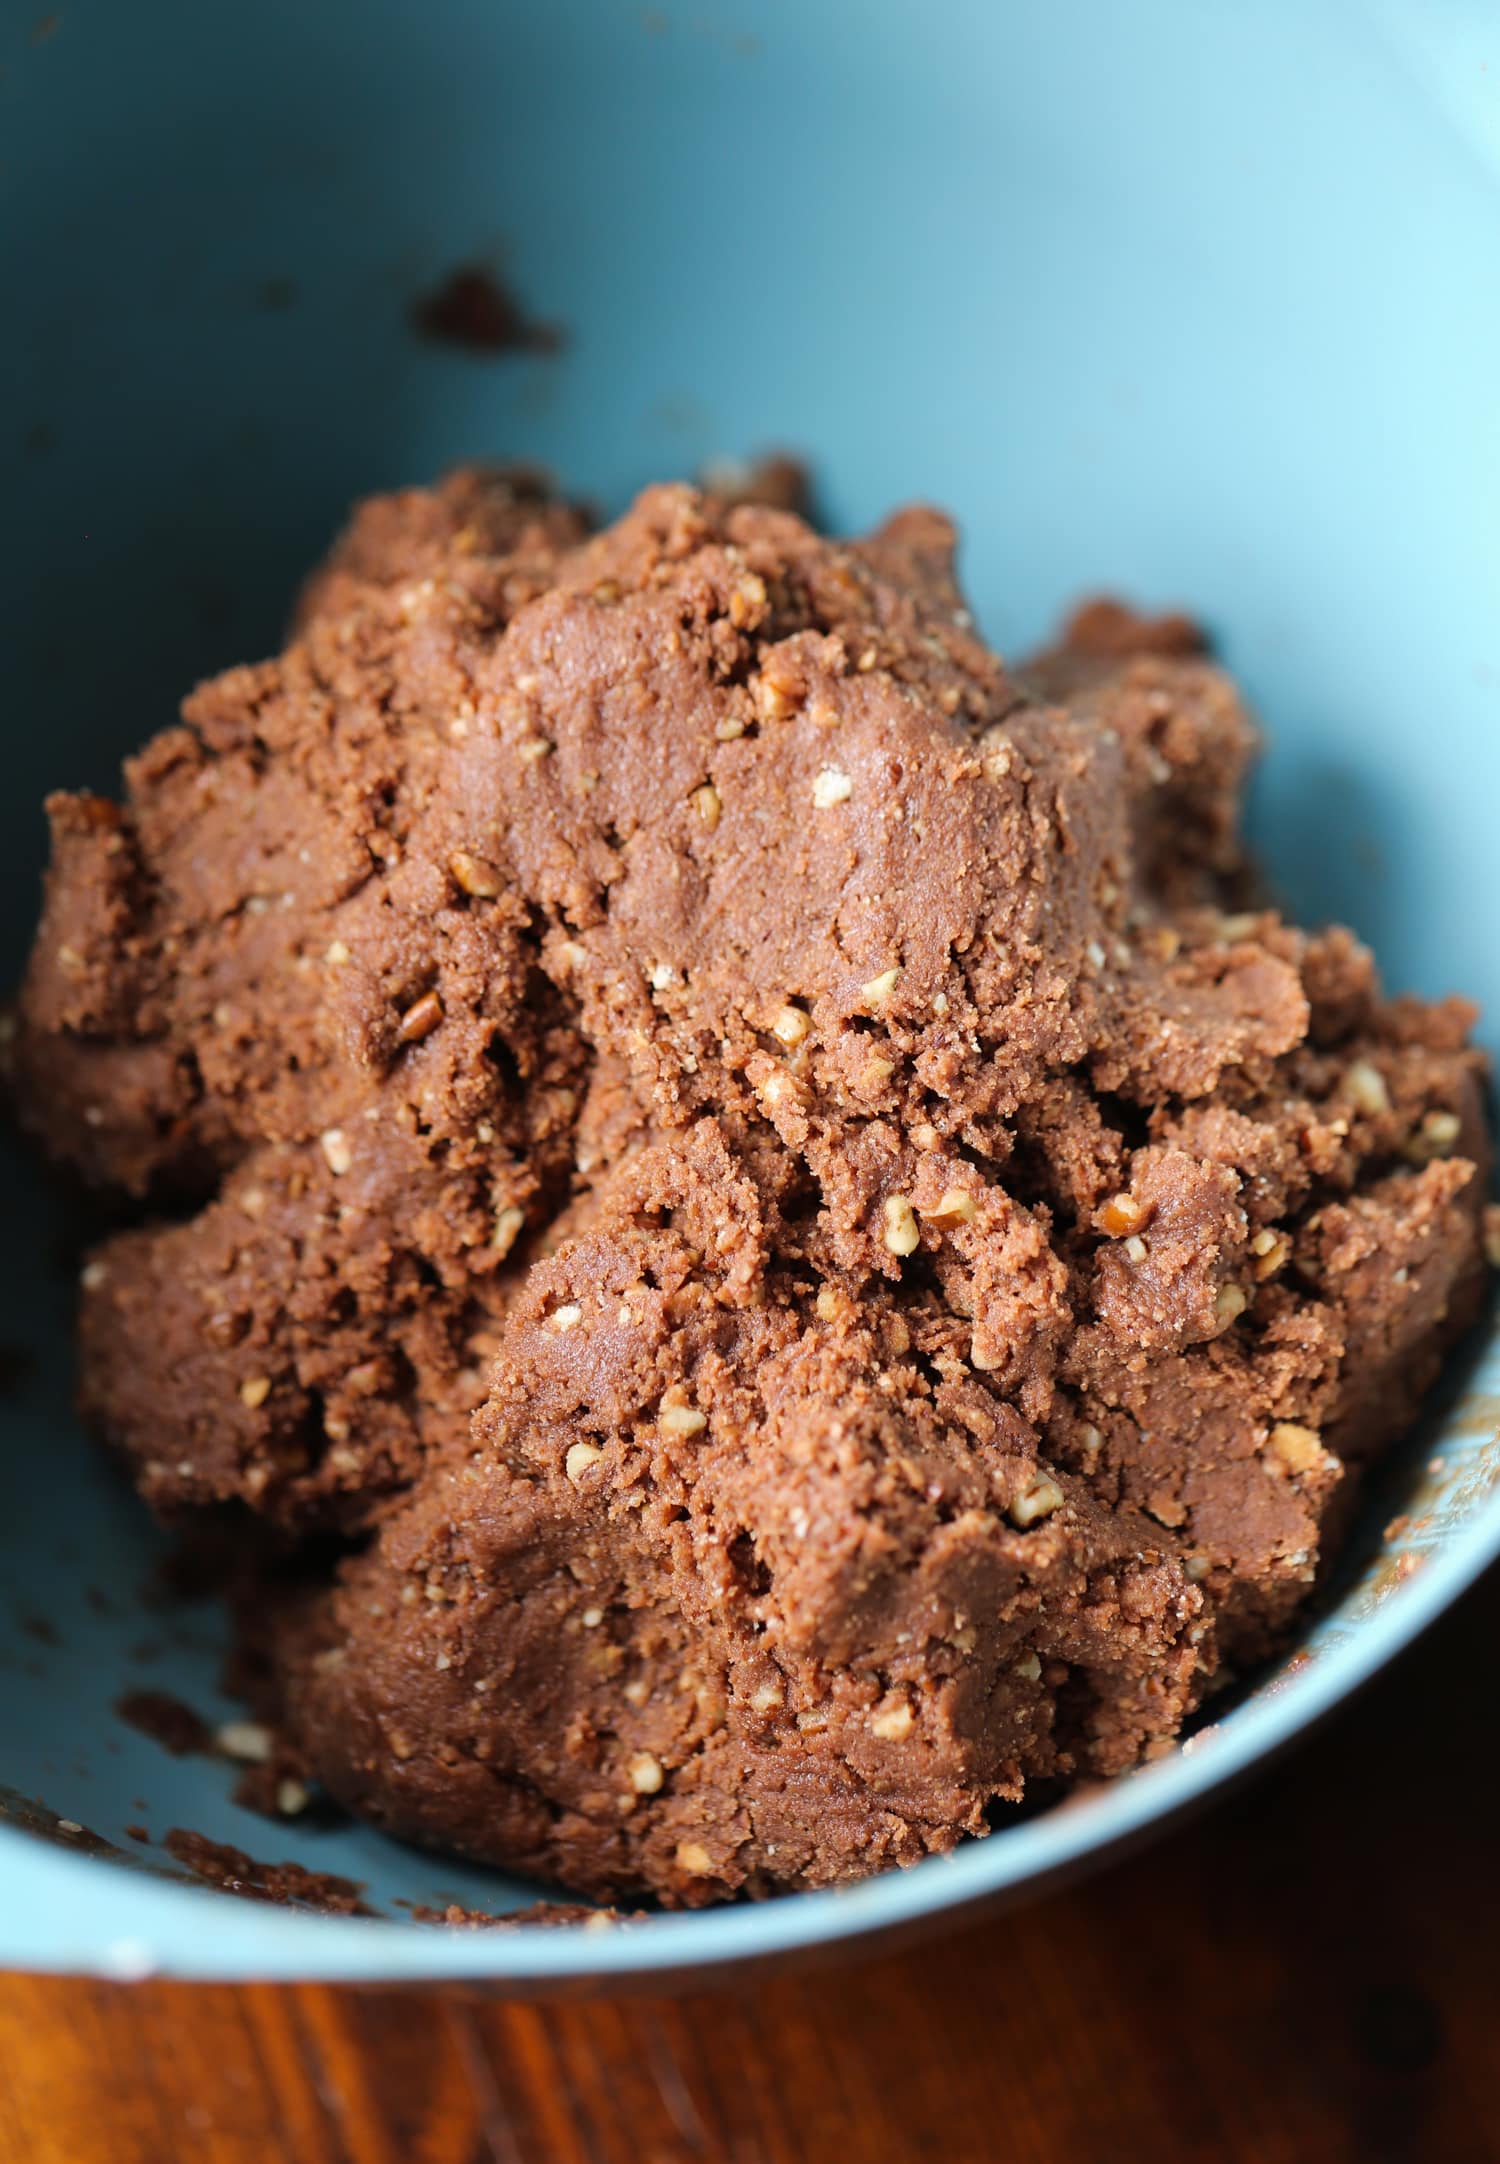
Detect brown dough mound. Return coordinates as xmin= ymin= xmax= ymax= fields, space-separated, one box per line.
xmin=268 ymin=1120 xmax=1204 ymax=1900
xmin=20 ymin=472 xmax=591 ymax=1523
xmin=14 ymin=470 xmax=1491 ymax=1903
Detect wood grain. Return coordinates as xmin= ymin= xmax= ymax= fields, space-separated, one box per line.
xmin=2 ymin=1564 xmax=1499 ymax=2164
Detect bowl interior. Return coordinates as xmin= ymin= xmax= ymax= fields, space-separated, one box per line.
xmin=2 ymin=0 xmax=1498 ymax=1979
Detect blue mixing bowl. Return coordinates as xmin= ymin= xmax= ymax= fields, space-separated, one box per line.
xmin=2 ymin=0 xmax=1497 ymax=1987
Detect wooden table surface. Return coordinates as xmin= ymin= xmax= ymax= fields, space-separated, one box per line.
xmin=2 ymin=1563 xmax=1497 ymax=2164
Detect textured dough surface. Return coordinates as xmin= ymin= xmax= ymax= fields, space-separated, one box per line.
xmin=15 ymin=470 xmax=1490 ymax=1904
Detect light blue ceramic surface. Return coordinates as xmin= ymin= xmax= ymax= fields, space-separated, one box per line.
xmin=1 ymin=0 xmax=1498 ymax=1985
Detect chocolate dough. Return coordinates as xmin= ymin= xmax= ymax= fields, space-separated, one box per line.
xmin=15 ymin=471 xmax=1490 ymax=1904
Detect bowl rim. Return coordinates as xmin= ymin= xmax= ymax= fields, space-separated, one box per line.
xmin=2 ymin=1445 xmax=1497 ymax=1987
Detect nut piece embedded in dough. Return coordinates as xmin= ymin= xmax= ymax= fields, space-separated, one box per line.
xmin=923 ymin=1186 xmax=978 ymax=1230
xmin=870 ymin=1699 xmax=914 ymax=1742
xmin=1406 ymin=1108 xmax=1462 ymax=1163
xmin=395 ymin=990 xmax=443 ymax=1046
xmin=1266 ymin=1422 xmax=1327 ymax=1475
xmin=1009 ymin=1474 xmax=1065 ymax=1528
xmin=1097 ymin=1192 xmax=1152 ymax=1238
xmin=319 ymin=1128 xmax=353 ymax=1177
xmin=492 ymin=1205 xmax=526 ymax=1259
xmin=882 ymin=1195 xmax=920 ymax=1256
xmin=448 ymin=851 xmax=504 ymax=898
xmin=658 ymin=1402 xmax=707 ymax=1438
xmin=1213 ymin=1282 xmax=1247 ymax=1327
xmin=216 ymin=1721 xmax=273 ymax=1764
xmin=690 ymin=782 xmax=722 ymax=831
xmin=772 ymin=1003 xmax=811 ymax=1048
xmin=1343 ymin=1060 xmax=1391 ymax=1117
xmin=627 ymin=1752 xmax=665 ymax=1795
xmin=812 ymin=766 xmax=853 ymax=809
